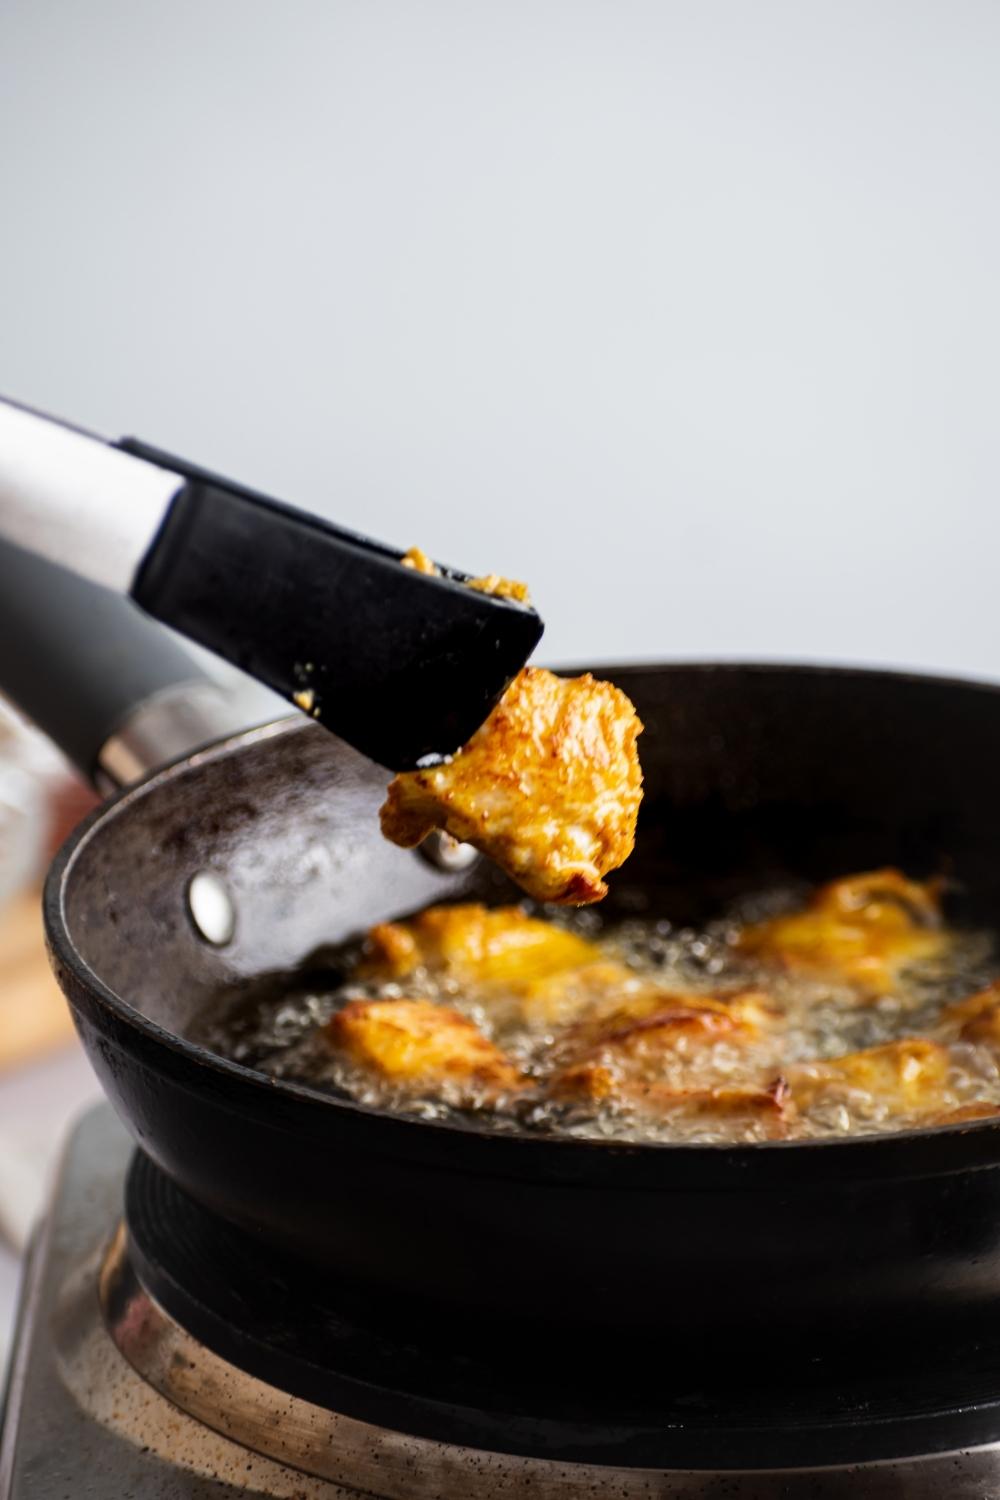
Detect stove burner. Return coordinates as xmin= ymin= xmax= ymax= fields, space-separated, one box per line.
xmin=111 ymin=1149 xmax=1000 ymax=1476
xmin=7 ymin=1108 xmax=1000 ymax=1497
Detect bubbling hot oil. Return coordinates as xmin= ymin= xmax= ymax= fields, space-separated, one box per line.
xmin=198 ymin=897 xmax=1000 ymax=1145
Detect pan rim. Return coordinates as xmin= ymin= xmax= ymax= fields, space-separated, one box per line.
xmin=43 ymin=658 xmax=1000 ymax=1169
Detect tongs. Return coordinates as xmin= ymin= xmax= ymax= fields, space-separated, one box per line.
xmin=0 ymin=398 xmax=543 ymax=770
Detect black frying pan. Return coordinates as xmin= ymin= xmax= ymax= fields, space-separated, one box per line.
xmin=8 ymin=544 xmax=1000 ymax=1377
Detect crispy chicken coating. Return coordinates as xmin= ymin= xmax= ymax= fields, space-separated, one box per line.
xmin=400 ymin=545 xmax=439 ymax=575
xmin=326 ymin=997 xmax=523 ymax=1101
xmin=941 ymin=983 xmax=1000 ymax=1045
xmin=498 ymin=958 xmax=648 ymax=1028
xmin=737 ymin=869 xmax=947 ymax=995
xmin=466 ymin=573 xmax=531 ymax=603
xmin=326 ymin=875 xmax=992 ymax=1140
xmin=548 ymin=1065 xmax=790 ymax=1135
xmin=560 ymin=988 xmax=774 ymax=1056
xmin=929 ymin=1102 xmax=1000 ymax=1126
xmin=400 ymin=546 xmax=530 ymax=602
xmin=545 ymin=988 xmax=779 ymax=1126
xmin=359 ymin=903 xmax=638 ymax=1026
xmin=361 ymin=903 xmax=598 ymax=982
xmin=637 ymin=1080 xmax=790 ymax=1131
xmin=786 ymin=1039 xmax=949 ymax=1115
xmin=380 ymin=667 xmax=643 ymax=905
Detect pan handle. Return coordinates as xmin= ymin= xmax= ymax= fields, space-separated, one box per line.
xmin=0 ymin=537 xmax=271 ymax=789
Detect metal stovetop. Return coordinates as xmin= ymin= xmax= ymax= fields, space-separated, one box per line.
xmin=0 ymin=1107 xmax=365 ymax=1498
xmin=3 ymin=1104 xmax=1000 ymax=1499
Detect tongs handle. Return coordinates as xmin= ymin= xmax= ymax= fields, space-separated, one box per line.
xmin=0 ymin=538 xmax=261 ymax=787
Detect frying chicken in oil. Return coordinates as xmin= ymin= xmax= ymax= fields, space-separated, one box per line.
xmin=360 ymin=903 xmax=633 ymax=1026
xmin=361 ymin=903 xmax=598 ymax=985
xmin=548 ymin=1064 xmax=791 ymax=1136
xmin=627 ymin=1081 xmax=791 ymax=1133
xmin=327 ymin=997 xmax=525 ymax=1104
xmin=737 ymin=869 xmax=948 ymax=995
xmin=348 ymin=904 xmax=789 ymax=1122
xmin=555 ymin=987 xmax=776 ymax=1055
xmin=941 ymin=982 xmax=1000 ymax=1045
xmin=316 ymin=870 xmax=1000 ymax=1141
xmin=381 ymin=666 xmax=644 ymax=905
xmin=785 ymin=1039 xmax=950 ymax=1115
xmin=538 ymin=981 xmax=787 ymax=1125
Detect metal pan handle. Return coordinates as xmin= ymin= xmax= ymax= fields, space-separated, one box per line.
xmin=0 ymin=537 xmax=268 ymax=789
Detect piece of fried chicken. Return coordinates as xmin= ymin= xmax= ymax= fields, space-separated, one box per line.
xmin=548 ymin=1064 xmax=791 ymax=1137
xmin=941 ymin=982 xmax=1000 ymax=1046
xmin=380 ymin=667 xmax=643 ymax=905
xmin=786 ymin=1038 xmax=949 ymax=1115
xmin=361 ymin=903 xmax=777 ymax=1040
xmin=358 ymin=902 xmax=629 ymax=1026
xmin=326 ymin=997 xmax=524 ymax=1103
xmin=545 ymin=987 xmax=781 ymax=1125
xmin=360 ymin=903 xmax=773 ymax=1036
xmin=360 ymin=902 xmax=599 ymax=984
xmin=555 ymin=988 xmax=776 ymax=1059
xmin=736 ymin=869 xmax=948 ymax=996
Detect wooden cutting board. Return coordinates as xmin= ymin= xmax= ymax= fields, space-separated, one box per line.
xmin=0 ymin=888 xmax=77 ymax=1070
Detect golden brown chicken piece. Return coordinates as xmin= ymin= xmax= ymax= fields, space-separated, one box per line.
xmin=546 ymin=1060 xmax=619 ymax=1103
xmin=548 ymin=1064 xmax=790 ymax=1135
xmin=786 ymin=1038 xmax=949 ymax=1115
xmin=502 ymin=959 xmax=652 ymax=1028
xmin=546 ymin=989 xmax=777 ymax=1121
xmin=361 ymin=905 xmax=776 ymax=1042
xmin=326 ymin=997 xmax=524 ymax=1101
xmin=380 ymin=668 xmax=643 ymax=905
xmin=359 ymin=903 xmax=640 ymax=1027
xmin=560 ymin=988 xmax=774 ymax=1057
xmin=639 ymin=1080 xmax=790 ymax=1132
xmin=361 ymin=903 xmax=598 ymax=981
xmin=737 ymin=869 xmax=947 ymax=995
xmin=929 ymin=1102 xmax=1000 ymax=1126
xmin=941 ymin=983 xmax=1000 ymax=1046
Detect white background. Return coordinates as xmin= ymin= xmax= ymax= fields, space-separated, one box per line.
xmin=1 ymin=0 xmax=998 ymax=674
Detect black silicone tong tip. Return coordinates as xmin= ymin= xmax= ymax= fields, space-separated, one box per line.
xmin=119 ymin=439 xmax=544 ymax=772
